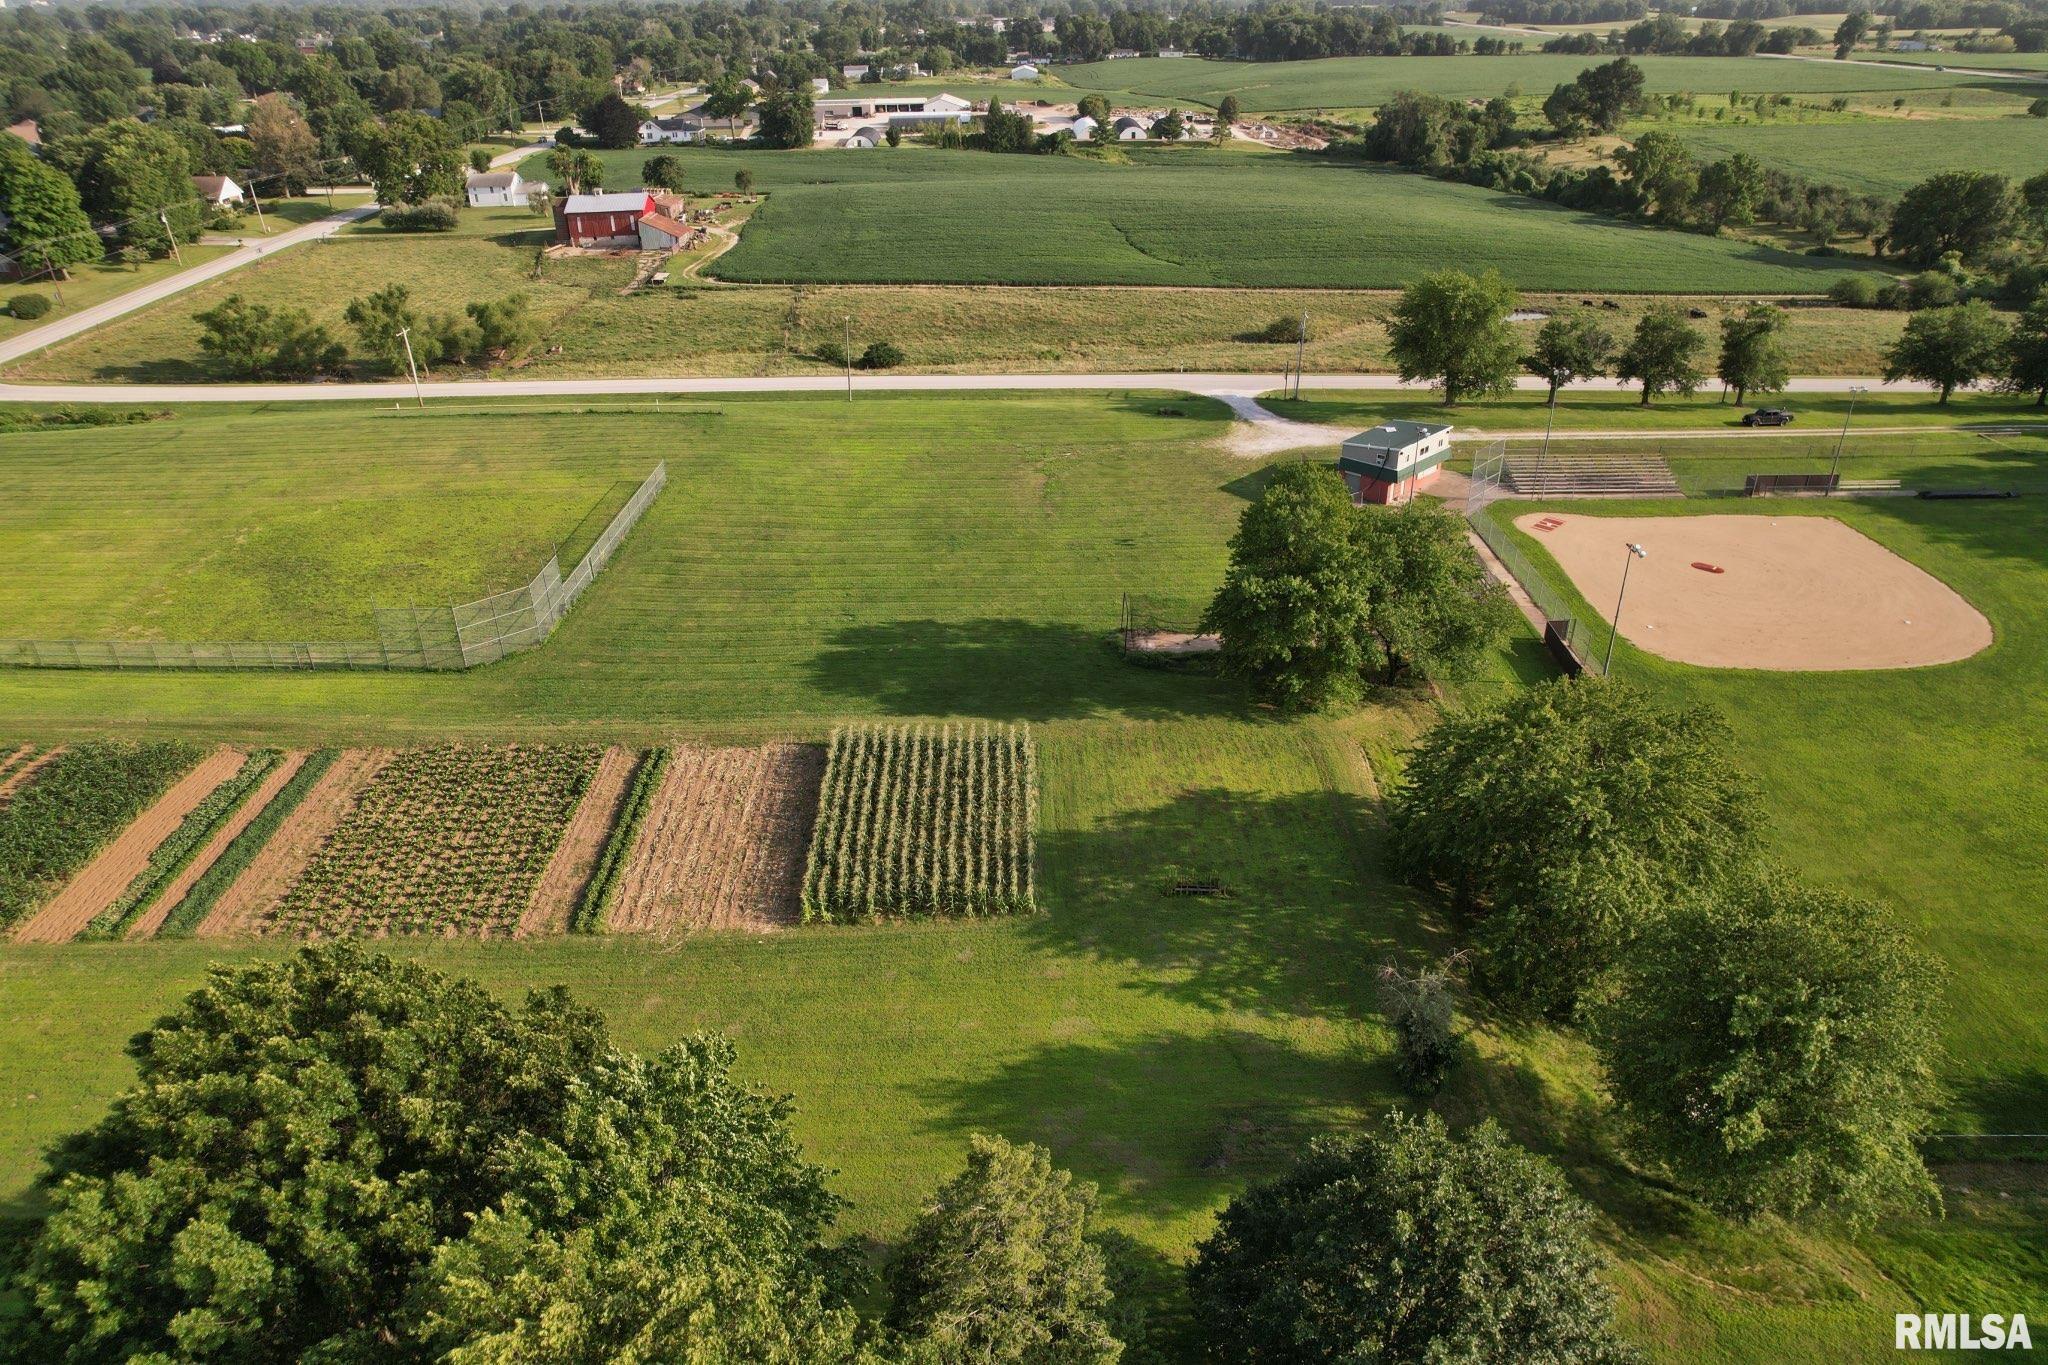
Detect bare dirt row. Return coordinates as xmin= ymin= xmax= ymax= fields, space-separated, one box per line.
xmin=126 ymin=751 xmax=310 ymax=940
xmin=609 ymin=744 xmax=824 ymax=935
xmin=519 ymin=745 xmax=639 ymax=935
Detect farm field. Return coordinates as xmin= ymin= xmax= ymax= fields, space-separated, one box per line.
xmin=1051 ymin=51 xmax=2001 ymax=112
xmin=0 ymin=716 xmax=2041 ymax=1364
xmin=533 ymin=145 xmax=1873 ymax=292
xmin=1662 ymin=115 xmax=2048 ymax=194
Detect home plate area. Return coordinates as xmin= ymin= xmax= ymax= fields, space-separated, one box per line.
xmin=1517 ymin=512 xmax=1993 ymax=671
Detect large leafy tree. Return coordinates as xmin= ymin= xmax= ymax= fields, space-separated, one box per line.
xmin=247 ymin=92 xmax=321 ymax=193
xmin=1694 ymin=152 xmax=1763 ymax=234
xmin=1716 ymin=303 xmax=1790 ymax=405
xmin=1885 ymin=299 xmax=2011 ymax=403
xmin=703 ymin=78 xmax=756 ymax=139
xmin=194 ymin=293 xmax=348 ymax=380
xmin=2000 ymin=297 xmax=2048 ymax=405
xmin=0 ymin=133 xmax=98 ymax=271
xmin=643 ymin=153 xmax=687 ymax=191
xmin=349 ymin=110 xmax=461 ymax=206
xmin=1352 ymin=498 xmax=1518 ymax=684
xmin=1615 ymin=130 xmax=1698 ymax=224
xmin=1615 ymin=305 xmax=1707 ymax=405
xmin=1886 ymin=171 xmax=2019 ymax=266
xmin=1523 ymin=313 xmax=1614 ymax=402
xmin=1386 ymin=268 xmax=1520 ymax=405
xmin=1594 ymin=870 xmax=1945 ymax=1226
xmin=3 ymin=946 xmax=877 ymax=1362
xmin=548 ymin=144 xmax=605 ymax=194
xmin=56 ymin=119 xmax=201 ymax=253
xmin=756 ymin=84 xmax=816 ymax=149
xmin=585 ymin=91 xmax=646 ymax=149
xmin=1188 ymin=1114 xmax=1636 ymax=1364
xmin=1389 ymin=678 xmax=1760 ymax=1015
xmin=887 ymin=1135 xmax=1123 ymax=1362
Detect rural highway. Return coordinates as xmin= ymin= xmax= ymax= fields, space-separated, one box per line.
xmin=0 ymin=371 xmax=1938 ymax=404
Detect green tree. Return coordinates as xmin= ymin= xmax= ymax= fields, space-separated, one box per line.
xmin=548 ymin=145 xmax=604 ymax=195
xmin=246 ymin=93 xmax=321 ymax=194
xmin=2 ymin=947 xmax=874 ymax=1362
xmin=1523 ymin=313 xmax=1615 ymax=401
xmin=194 ymin=293 xmax=347 ymax=379
xmin=1217 ymin=93 xmax=1242 ymax=125
xmin=1834 ymin=8 xmax=1870 ymax=56
xmin=735 ymin=167 xmax=756 ymax=195
xmin=468 ymin=146 xmax=493 ymax=175
xmin=1376 ymin=958 xmax=1462 ymax=1094
xmin=584 ymin=92 xmax=645 ymax=150
xmin=1885 ymin=299 xmax=2011 ymax=403
xmin=1078 ymin=93 xmax=1113 ymax=125
xmin=1716 ymin=303 xmax=1790 ymax=405
xmin=1694 ymin=152 xmax=1763 ymax=233
xmin=704 ymin=78 xmax=756 ymax=140
xmin=1352 ymin=498 xmax=1518 ymax=684
xmin=1188 ymin=1114 xmax=1636 ymax=1364
xmin=61 ymin=119 xmax=201 ymax=254
xmin=1200 ymin=463 xmax=1377 ymax=710
xmin=642 ymin=153 xmax=687 ymax=190
xmin=1886 ymin=171 xmax=2019 ymax=266
xmin=1150 ymin=108 xmax=1186 ymax=140
xmin=756 ymin=85 xmax=816 ymax=149
xmin=350 ymin=111 xmax=461 ymax=206
xmin=1386 ymin=268 xmax=1520 ymax=405
xmin=1389 ymin=678 xmax=1760 ymax=1015
xmin=1615 ymin=305 xmax=1707 ymax=405
xmin=1593 ymin=869 xmax=1945 ymax=1226
xmin=2000 ymin=297 xmax=2048 ymax=404
xmin=888 ymin=1135 xmax=1123 ymax=1362
xmin=343 ymin=283 xmax=428 ymax=375
xmin=1615 ymin=130 xmax=1699 ymax=223
xmin=0 ymin=134 xmax=98 ymax=272
xmin=466 ymin=293 xmax=538 ymax=361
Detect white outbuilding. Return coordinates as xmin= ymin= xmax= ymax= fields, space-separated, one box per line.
xmin=1113 ymin=116 xmax=1146 ymax=140
xmin=1011 ymin=62 xmax=1041 ymax=79
xmin=464 ymin=170 xmax=532 ymax=207
xmin=844 ymin=125 xmax=887 ymax=148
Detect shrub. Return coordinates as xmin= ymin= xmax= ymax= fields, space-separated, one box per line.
xmin=2031 ymin=97 xmax=2048 ymax=117
xmin=1904 ymin=270 xmax=1961 ymax=309
xmin=382 ymin=199 xmax=460 ymax=232
xmin=8 ymin=292 xmax=53 ymax=320
xmin=857 ymin=339 xmax=904 ymax=369
xmin=1828 ymin=274 xmax=1882 ymax=308
xmin=1240 ymin=315 xmax=1306 ymax=343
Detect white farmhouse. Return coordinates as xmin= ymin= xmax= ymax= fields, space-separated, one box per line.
xmin=464 ymin=170 xmax=532 ymax=207
xmin=191 ymin=174 xmax=246 ymax=207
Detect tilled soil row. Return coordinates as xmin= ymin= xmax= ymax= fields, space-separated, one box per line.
xmin=520 ymin=746 xmax=639 ymax=936
xmin=126 ymin=751 xmax=310 ymax=940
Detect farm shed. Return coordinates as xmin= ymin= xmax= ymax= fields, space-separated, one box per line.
xmin=844 ymin=125 xmax=887 ymax=149
xmin=1338 ymin=421 xmax=1454 ymax=506
xmin=1012 ymin=63 xmax=1041 ymax=79
xmin=635 ymin=211 xmax=695 ymax=250
xmin=192 ymin=175 xmax=245 ymax=206
xmin=557 ymin=190 xmax=656 ymax=247
xmin=1113 ymin=116 xmax=1147 ymax=140
xmin=464 ymin=170 xmax=531 ymax=207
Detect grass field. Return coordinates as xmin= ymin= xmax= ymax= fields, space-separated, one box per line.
xmin=0 ymin=248 xmax=234 ymax=345
xmin=1052 ymin=51 xmax=2001 ymax=112
xmin=514 ymin=144 xmax=1874 ymax=292
xmin=1663 ymin=115 xmax=2048 ymax=194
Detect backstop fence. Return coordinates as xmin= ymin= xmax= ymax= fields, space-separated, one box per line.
xmin=0 ymin=462 xmax=667 ymax=673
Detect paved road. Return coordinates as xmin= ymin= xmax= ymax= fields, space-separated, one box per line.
xmin=1755 ymin=51 xmax=2048 ymax=82
xmin=0 ymin=371 xmax=1937 ymax=404
xmin=0 ymin=204 xmax=382 ymax=369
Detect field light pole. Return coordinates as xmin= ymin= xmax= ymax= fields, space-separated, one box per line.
xmin=396 ymin=327 xmax=425 ymax=408
xmin=1540 ymin=385 xmax=1558 ymax=481
xmin=1292 ymin=309 xmax=1307 ymax=401
xmin=1603 ymin=542 xmax=1647 ymax=676
xmin=1827 ymin=384 xmax=1865 ymax=496
xmin=844 ymin=314 xmax=853 ymax=402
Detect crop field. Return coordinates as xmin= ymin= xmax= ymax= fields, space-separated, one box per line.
xmin=1051 ymin=51 xmax=1997 ymax=112
xmin=0 ymin=742 xmax=201 ymax=932
xmin=1665 ymin=114 xmax=2048 ymax=194
xmin=265 ymin=745 xmax=599 ymax=936
xmin=803 ymin=723 xmax=1037 ymax=921
xmin=153 ymin=749 xmax=328 ymax=938
xmin=538 ymin=145 xmax=1869 ymax=292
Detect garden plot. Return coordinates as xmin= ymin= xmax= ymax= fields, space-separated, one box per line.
xmin=801 ymin=723 xmax=1037 ymax=923
xmin=607 ymin=744 xmax=824 ymax=934
xmin=521 ymin=745 xmax=639 ymax=935
xmin=197 ymin=750 xmax=387 ymax=936
xmin=263 ymin=746 xmax=599 ymax=938
xmin=129 ymin=751 xmax=311 ymax=939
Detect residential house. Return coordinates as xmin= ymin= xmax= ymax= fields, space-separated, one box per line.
xmin=465 ymin=170 xmax=531 ymax=207
xmin=192 ymin=174 xmax=246 ymax=207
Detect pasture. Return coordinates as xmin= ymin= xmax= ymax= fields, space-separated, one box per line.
xmin=1052 ymin=51 xmax=2000 ymax=112
xmin=537 ymin=144 xmax=1874 ymax=292
xmin=1664 ymin=114 xmax=2048 ymax=194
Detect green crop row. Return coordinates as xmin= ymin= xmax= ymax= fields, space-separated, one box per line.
xmin=801 ymin=722 xmax=1037 ymax=923
xmin=572 ymin=747 xmax=669 ymax=934
xmin=157 ymin=749 xmax=340 ymax=938
xmin=82 ymin=750 xmax=285 ymax=941
xmin=0 ymin=743 xmax=202 ymax=932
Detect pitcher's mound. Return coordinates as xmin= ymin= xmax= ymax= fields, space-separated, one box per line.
xmin=1516 ymin=513 xmax=1992 ymax=671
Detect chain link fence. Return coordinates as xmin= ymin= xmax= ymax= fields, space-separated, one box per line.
xmin=0 ymin=462 xmax=667 ymax=673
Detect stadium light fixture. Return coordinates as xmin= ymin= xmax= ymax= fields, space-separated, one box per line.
xmin=1604 ymin=542 xmax=1647 ymax=675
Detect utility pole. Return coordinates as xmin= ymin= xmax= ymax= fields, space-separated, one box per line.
xmin=159 ymin=210 xmax=184 ymax=266
xmin=1827 ymin=384 xmax=1864 ymax=496
xmin=1539 ymin=386 xmax=1558 ymax=482
xmin=1292 ymin=309 xmax=1307 ymax=400
xmin=43 ymin=250 xmax=64 ymax=307
xmin=844 ymin=314 xmax=853 ymax=402
xmin=397 ymin=327 xmax=425 ymax=408
xmin=250 ymin=189 xmax=267 ymax=234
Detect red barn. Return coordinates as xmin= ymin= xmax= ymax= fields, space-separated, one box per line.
xmin=556 ymin=190 xmax=655 ymax=247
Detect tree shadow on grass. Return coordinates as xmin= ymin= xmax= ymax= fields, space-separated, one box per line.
xmin=1842 ymin=463 xmax=2048 ymax=573
xmin=801 ymin=618 xmax=1236 ymax=721
xmin=1033 ymin=786 xmax=1453 ymax=1020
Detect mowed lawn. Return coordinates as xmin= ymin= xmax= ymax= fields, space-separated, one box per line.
xmin=1052 ymin=51 xmax=1997 ymax=112
xmin=2 ymin=716 xmax=2040 ymax=1364
xmin=0 ymin=393 xmax=1248 ymax=737
xmin=1480 ymin=472 xmax=2048 ymax=1138
xmin=1665 ymin=115 xmax=2048 ymax=194
xmin=544 ymin=145 xmax=1871 ymax=292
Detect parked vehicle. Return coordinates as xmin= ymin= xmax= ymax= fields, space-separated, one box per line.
xmin=1742 ymin=408 xmax=1796 ymax=427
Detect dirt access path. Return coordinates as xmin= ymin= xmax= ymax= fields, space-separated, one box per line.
xmin=197 ymin=749 xmax=391 ymax=937
xmin=12 ymin=749 xmax=246 ymax=943
xmin=0 ymin=745 xmax=65 ymax=805
xmin=519 ymin=746 xmax=639 ymax=935
xmin=126 ymin=751 xmax=309 ymax=939
xmin=609 ymin=744 xmax=824 ymax=935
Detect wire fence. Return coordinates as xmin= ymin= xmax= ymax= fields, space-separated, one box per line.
xmin=0 ymin=462 xmax=666 ymax=673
